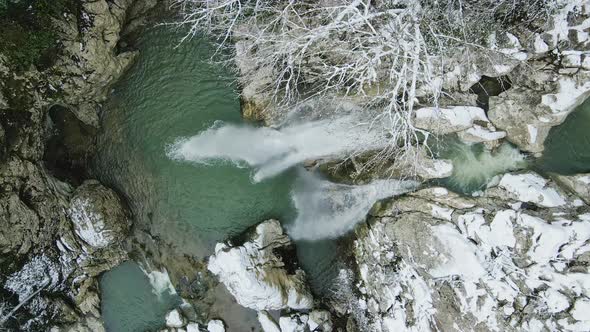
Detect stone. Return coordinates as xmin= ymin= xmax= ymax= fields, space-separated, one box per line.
xmin=207 ymin=319 xmax=225 ymax=332
xmin=208 ymin=220 xmax=313 ymax=311
xmin=278 ymin=314 xmax=308 ymax=332
xmin=257 ymin=311 xmax=281 ymax=332
xmin=68 ymin=180 xmax=131 ymax=248
xmin=308 ymin=310 xmax=333 ymax=332
xmin=344 ymin=171 xmax=590 ymax=331
xmin=165 ymin=309 xmax=185 ymax=328
xmin=552 ymin=173 xmax=590 ymax=205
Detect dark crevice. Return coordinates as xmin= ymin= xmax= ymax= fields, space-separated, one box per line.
xmin=469 ymin=75 xmax=512 ymax=113
xmin=43 ymin=104 xmax=97 ymax=186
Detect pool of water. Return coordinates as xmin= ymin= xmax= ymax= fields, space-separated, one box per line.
xmin=537 ymin=97 xmax=590 ymax=174
xmin=100 ymin=261 xmax=180 ymax=332
xmin=94 ymin=26 xmax=339 ymax=331
xmin=94 ymin=26 xmax=297 ymax=256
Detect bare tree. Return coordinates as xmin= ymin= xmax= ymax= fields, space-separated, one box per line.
xmin=172 ymin=0 xmax=555 ymax=176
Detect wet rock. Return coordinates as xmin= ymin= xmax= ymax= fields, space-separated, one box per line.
xmin=208 ymin=220 xmax=313 ymax=311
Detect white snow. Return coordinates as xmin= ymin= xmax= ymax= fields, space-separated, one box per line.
xmin=498 ymin=173 xmax=566 ymax=207
xmin=208 ymin=220 xmax=313 ymax=311
xmin=541 ymin=78 xmax=590 ymax=117
xmin=533 ymin=35 xmax=549 ymax=53
xmin=414 ymin=106 xmax=489 ymax=134
xmin=279 ymin=314 xmax=308 ymax=332
xmin=430 ymin=223 xmax=487 ymax=280
xmin=165 ymin=309 xmax=184 ymax=328
xmin=571 ymin=298 xmax=590 ymax=321
xmin=257 ymin=311 xmax=281 ymax=332
xmin=186 ymin=323 xmax=200 ymax=332
xmin=207 ymin=320 xmax=225 ymax=332
xmin=68 ymin=197 xmax=114 ymax=248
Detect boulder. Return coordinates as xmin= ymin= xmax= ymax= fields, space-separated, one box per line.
xmin=165 ymin=309 xmax=185 ymax=328
xmin=208 ymin=220 xmax=313 ymax=311
xmin=68 ymin=180 xmax=131 ymax=249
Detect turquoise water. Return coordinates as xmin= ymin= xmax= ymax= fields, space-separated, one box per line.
xmin=94 ymin=27 xmax=296 ymax=257
xmin=100 ymin=261 xmax=180 ymax=332
xmin=95 ymin=26 xmax=337 ymax=331
xmin=433 ymin=137 xmax=527 ymax=194
xmin=537 ymin=97 xmax=590 ymax=174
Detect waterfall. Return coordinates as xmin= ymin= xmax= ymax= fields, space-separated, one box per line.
xmin=167 ymin=113 xmax=390 ymax=182
xmin=167 ymin=110 xmax=418 ymax=240
xmin=288 ymin=171 xmax=419 ymax=240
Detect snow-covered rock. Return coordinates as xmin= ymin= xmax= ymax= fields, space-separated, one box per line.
xmin=498 ymin=172 xmax=567 ymax=207
xmin=207 ymin=319 xmax=225 ymax=332
xmin=208 ymin=220 xmax=313 ymax=311
xmin=67 ymin=180 xmax=130 ymax=249
xmin=165 ymin=309 xmax=185 ymax=328
xmin=308 ymin=310 xmax=333 ymax=332
xmin=185 ymin=323 xmax=200 ymax=332
xmin=345 ymin=172 xmax=590 ymax=332
xmin=279 ymin=314 xmax=308 ymax=332
xmin=414 ymin=106 xmax=506 ymax=145
xmin=257 ymin=311 xmax=281 ymax=332
xmin=553 ymin=173 xmax=590 ymax=205
xmin=414 ymin=106 xmax=489 ymax=134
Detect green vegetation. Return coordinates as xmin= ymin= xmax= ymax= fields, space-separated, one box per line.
xmin=0 ymin=0 xmax=77 ymax=71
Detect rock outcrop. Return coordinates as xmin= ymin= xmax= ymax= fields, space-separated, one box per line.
xmin=208 ymin=220 xmax=314 ymax=311
xmin=0 ymin=0 xmax=158 ymax=330
xmin=340 ymin=171 xmax=590 ymax=332
xmin=487 ymin=1 xmax=590 ymax=153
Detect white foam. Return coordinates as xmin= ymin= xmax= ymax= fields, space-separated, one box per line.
xmin=444 ymin=142 xmax=527 ymax=192
xmin=167 ymin=114 xmax=391 ymax=182
xmin=287 ymin=171 xmax=418 ymax=240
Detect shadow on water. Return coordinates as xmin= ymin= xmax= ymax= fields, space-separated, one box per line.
xmin=535 ymin=97 xmax=590 ymax=175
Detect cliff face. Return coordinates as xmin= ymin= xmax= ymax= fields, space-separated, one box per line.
xmin=0 ymin=1 xmax=158 ymax=330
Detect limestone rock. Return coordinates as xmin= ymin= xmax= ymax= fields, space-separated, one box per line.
xmin=553 ymin=173 xmax=590 ymax=205
xmin=208 ymin=220 xmax=313 ymax=311
xmin=345 ymin=171 xmax=590 ymax=332
xmin=68 ymin=180 xmax=131 ymax=249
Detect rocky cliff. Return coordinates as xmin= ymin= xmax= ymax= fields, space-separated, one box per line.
xmin=0 ymin=0 xmax=158 ymax=330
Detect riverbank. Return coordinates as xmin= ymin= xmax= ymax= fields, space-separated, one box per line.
xmin=0 ymin=0 xmax=161 ymax=330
